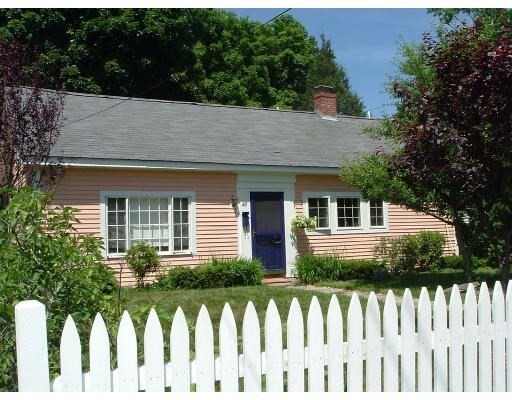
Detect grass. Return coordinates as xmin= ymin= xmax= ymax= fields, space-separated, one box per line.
xmin=315 ymin=267 xmax=501 ymax=298
xmin=118 ymin=285 xmax=359 ymax=347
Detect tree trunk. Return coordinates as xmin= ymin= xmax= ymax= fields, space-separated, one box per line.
xmin=454 ymin=223 xmax=473 ymax=281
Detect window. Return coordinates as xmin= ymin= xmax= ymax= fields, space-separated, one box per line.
xmin=303 ymin=192 xmax=388 ymax=234
xmin=102 ymin=192 xmax=195 ymax=256
xmin=307 ymin=197 xmax=330 ymax=228
xmin=337 ymin=197 xmax=361 ymax=228
xmin=370 ymin=199 xmax=384 ymax=227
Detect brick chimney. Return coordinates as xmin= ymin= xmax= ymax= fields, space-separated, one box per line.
xmin=313 ymin=85 xmax=337 ymax=120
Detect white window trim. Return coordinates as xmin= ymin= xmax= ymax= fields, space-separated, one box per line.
xmin=302 ymin=191 xmax=388 ymax=235
xmin=100 ymin=190 xmax=196 ymax=258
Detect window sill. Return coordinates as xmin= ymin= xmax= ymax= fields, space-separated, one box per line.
xmin=305 ymin=227 xmax=389 ymax=236
xmin=106 ymin=251 xmax=194 ymax=259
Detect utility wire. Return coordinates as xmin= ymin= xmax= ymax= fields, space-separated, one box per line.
xmin=63 ymin=78 xmax=169 ymax=127
xmin=64 ymin=8 xmax=293 ymax=128
xmin=252 ymin=8 xmax=292 ymax=32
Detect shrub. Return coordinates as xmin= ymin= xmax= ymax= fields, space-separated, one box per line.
xmin=374 ymin=231 xmax=446 ymax=274
xmin=415 ymin=231 xmax=446 ymax=270
xmin=293 ymin=253 xmax=384 ymax=284
xmin=125 ymin=241 xmax=162 ymax=288
xmin=0 ymin=187 xmax=117 ymax=391
xmin=155 ymin=257 xmax=264 ymax=290
xmin=437 ymin=255 xmax=464 ymax=270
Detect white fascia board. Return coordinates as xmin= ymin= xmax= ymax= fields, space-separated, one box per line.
xmin=49 ymin=157 xmax=340 ymax=175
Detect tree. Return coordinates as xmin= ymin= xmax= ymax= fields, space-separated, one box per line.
xmin=0 ymin=187 xmax=117 ymax=390
xmin=0 ymin=9 xmax=362 ymax=113
xmin=0 ymin=39 xmax=64 ymax=208
xmin=300 ymin=34 xmax=364 ymax=116
xmin=344 ymin=20 xmax=512 ymax=289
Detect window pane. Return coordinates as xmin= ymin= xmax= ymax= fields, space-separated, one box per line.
xmin=117 ymin=198 xmax=126 ymax=210
xmin=160 ymin=198 xmax=168 ymax=210
xmin=117 ymin=240 xmax=126 ymax=253
xmin=160 ymin=211 xmax=168 ymax=224
xmin=108 ymin=226 xmax=117 ymax=239
xmin=308 ymin=197 xmax=329 ymax=228
xmin=108 ymin=198 xmax=117 ymax=210
xmin=108 ymin=212 xmax=117 ymax=225
xmin=140 ymin=211 xmax=149 ymax=224
xmin=150 ymin=211 xmax=159 ymax=224
xmin=129 ymin=198 xmax=140 ymax=210
xmin=150 ymin=198 xmax=159 ymax=209
xmin=141 ymin=198 xmax=150 ymax=210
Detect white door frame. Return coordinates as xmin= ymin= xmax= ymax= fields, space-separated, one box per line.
xmin=236 ymin=173 xmax=297 ymax=277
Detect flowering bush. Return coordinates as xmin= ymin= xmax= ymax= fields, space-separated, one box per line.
xmin=291 ymin=215 xmax=317 ymax=230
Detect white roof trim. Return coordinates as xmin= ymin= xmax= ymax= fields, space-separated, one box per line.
xmin=50 ymin=157 xmax=341 ymax=175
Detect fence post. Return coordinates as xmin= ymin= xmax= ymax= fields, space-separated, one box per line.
xmin=15 ymin=300 xmax=50 ymax=391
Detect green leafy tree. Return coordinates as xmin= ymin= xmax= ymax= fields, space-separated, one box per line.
xmin=343 ymin=19 xmax=512 ymax=289
xmin=0 ymin=9 xmax=360 ymax=112
xmin=300 ymin=34 xmax=364 ymax=116
xmin=0 ymin=187 xmax=117 ymax=390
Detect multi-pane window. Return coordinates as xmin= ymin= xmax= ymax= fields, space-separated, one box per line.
xmin=307 ymin=197 xmax=330 ymax=228
xmin=173 ymin=197 xmax=189 ymax=252
xmin=370 ymin=199 xmax=384 ymax=227
xmin=107 ymin=198 xmax=127 ymax=254
xmin=105 ymin=194 xmax=192 ymax=255
xmin=337 ymin=197 xmax=361 ymax=227
xmin=304 ymin=192 xmax=388 ymax=233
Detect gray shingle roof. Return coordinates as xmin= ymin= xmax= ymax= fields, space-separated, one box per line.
xmin=51 ymin=91 xmax=384 ymax=170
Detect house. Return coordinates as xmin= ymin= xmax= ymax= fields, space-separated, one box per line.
xmin=49 ymin=86 xmax=457 ymax=285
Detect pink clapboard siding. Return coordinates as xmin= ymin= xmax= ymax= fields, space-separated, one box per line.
xmin=295 ymin=174 xmax=457 ymax=258
xmin=52 ymin=167 xmax=238 ymax=285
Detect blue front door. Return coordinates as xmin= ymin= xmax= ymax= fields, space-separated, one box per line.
xmin=250 ymin=192 xmax=285 ymax=273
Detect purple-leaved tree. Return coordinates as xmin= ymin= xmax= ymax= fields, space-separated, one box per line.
xmin=0 ymin=39 xmax=64 ymax=208
xmin=392 ymin=21 xmax=512 ymax=289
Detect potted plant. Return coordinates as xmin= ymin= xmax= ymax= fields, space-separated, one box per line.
xmin=291 ymin=215 xmax=317 ymax=230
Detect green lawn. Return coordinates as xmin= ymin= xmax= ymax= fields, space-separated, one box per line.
xmin=119 ymin=285 xmax=358 ymax=344
xmin=316 ymin=267 xmax=501 ymax=299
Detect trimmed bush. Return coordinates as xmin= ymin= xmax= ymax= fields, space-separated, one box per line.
xmin=293 ymin=253 xmax=384 ymax=284
xmin=374 ymin=231 xmax=446 ymax=274
xmin=155 ymin=257 xmax=264 ymax=290
xmin=437 ymin=255 xmax=464 ymax=270
xmin=125 ymin=241 xmax=162 ymax=288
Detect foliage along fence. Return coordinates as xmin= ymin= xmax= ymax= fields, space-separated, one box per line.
xmin=14 ymin=281 xmax=512 ymax=392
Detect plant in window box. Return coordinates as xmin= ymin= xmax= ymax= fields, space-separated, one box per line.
xmin=291 ymin=215 xmax=317 ymax=230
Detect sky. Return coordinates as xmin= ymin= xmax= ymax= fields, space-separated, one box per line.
xmin=230 ymin=8 xmax=440 ymax=118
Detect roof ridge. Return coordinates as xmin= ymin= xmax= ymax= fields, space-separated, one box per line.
xmin=61 ymin=90 xmax=375 ymax=121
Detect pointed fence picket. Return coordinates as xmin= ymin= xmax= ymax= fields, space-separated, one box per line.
xmin=264 ymin=300 xmax=284 ymax=392
xmin=448 ymin=285 xmax=463 ymax=392
xmin=492 ymin=281 xmax=506 ymax=392
xmin=400 ymin=289 xmax=415 ymax=392
xmin=464 ymin=283 xmax=478 ymax=392
xmin=14 ymin=279 xmax=512 ymax=393
xmin=116 ymin=311 xmax=138 ymax=392
xmin=286 ymin=298 xmax=304 ymax=392
xmin=365 ymin=292 xmax=381 ymax=392
xmin=326 ymin=294 xmax=343 ymax=392
xmin=433 ymin=286 xmax=448 ymax=392
xmin=169 ymin=307 xmax=190 ymax=391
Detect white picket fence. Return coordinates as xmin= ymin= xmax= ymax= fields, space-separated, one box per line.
xmin=14 ymin=281 xmax=512 ymax=392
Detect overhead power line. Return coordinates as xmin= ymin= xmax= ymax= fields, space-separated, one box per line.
xmin=63 ymin=78 xmax=169 ymax=127
xmin=252 ymin=8 xmax=292 ymax=32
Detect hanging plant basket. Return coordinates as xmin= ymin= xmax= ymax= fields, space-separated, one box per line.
xmin=291 ymin=215 xmax=317 ymax=230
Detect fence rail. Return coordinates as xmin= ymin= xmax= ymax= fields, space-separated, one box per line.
xmin=15 ymin=281 xmax=512 ymax=392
